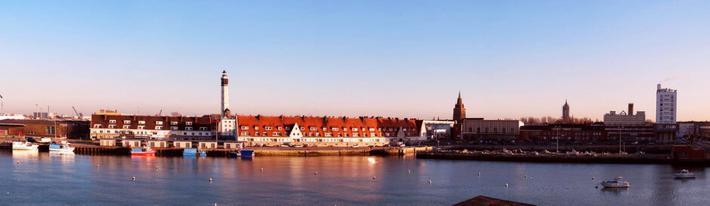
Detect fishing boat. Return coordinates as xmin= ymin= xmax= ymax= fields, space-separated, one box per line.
xmin=49 ymin=143 xmax=75 ymax=154
xmin=600 ymin=177 xmax=630 ymax=188
xmin=674 ymin=169 xmax=696 ymax=179
xmin=131 ymin=147 xmax=156 ymax=156
xmin=12 ymin=141 xmax=38 ymax=151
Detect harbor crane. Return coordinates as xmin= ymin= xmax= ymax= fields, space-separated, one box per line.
xmin=72 ymin=106 xmax=83 ymax=119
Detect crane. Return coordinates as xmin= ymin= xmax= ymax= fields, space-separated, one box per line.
xmin=72 ymin=106 xmax=82 ymax=119
xmin=157 ymin=109 xmax=162 ymax=116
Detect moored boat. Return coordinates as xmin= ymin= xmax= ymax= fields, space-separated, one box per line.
xmin=674 ymin=169 xmax=695 ymax=179
xmin=240 ymin=149 xmax=254 ymax=159
xmin=600 ymin=177 xmax=630 ymax=188
xmin=49 ymin=143 xmax=75 ymax=154
xmin=131 ymin=147 xmax=156 ymax=156
xmin=12 ymin=142 xmax=38 ymax=151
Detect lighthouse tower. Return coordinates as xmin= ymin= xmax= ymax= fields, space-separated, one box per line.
xmin=221 ymin=70 xmax=230 ymax=117
xmin=218 ymin=70 xmax=237 ymax=140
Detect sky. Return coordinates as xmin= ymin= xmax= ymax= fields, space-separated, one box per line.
xmin=1 ymin=0 xmax=709 ymax=121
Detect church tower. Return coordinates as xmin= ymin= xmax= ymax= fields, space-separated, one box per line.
xmin=453 ymin=92 xmax=466 ymax=139
xmin=562 ymin=100 xmax=570 ymax=123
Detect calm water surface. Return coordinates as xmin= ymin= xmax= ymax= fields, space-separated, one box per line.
xmin=0 ymin=151 xmax=707 ymax=206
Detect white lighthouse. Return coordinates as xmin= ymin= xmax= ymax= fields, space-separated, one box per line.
xmin=221 ymin=70 xmax=230 ymax=116
xmin=219 ymin=70 xmax=237 ymax=139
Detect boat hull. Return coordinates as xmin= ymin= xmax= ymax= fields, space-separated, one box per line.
xmin=12 ymin=142 xmax=38 ymax=151
xmin=131 ymin=151 xmax=156 ymax=156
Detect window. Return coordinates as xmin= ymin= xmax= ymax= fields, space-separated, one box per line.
xmin=108 ymin=125 xmax=115 ymax=129
xmin=309 ymin=127 xmax=317 ymax=131
xmin=138 ymin=126 xmax=145 ymax=130
xmin=265 ymin=126 xmax=272 ymax=131
xmin=332 ymin=127 xmax=339 ymax=131
xmin=254 ymin=126 xmax=260 ymax=130
xmin=156 ymin=121 xmax=163 ymax=125
xmin=171 ymin=126 xmax=178 ymax=130
xmin=138 ymin=121 xmax=146 ymax=125
xmin=241 ymin=126 xmax=249 ymax=130
xmin=171 ymin=121 xmax=178 ymax=125
xmin=352 ymin=128 xmax=359 ymax=131
xmin=322 ymin=127 xmax=328 ymax=131
xmin=122 ymin=125 xmax=130 ymax=129
xmin=186 ymin=122 xmax=193 ymax=126
xmin=369 ymin=128 xmax=375 ymax=132
xmin=123 ymin=120 xmax=131 ymax=124
xmin=200 ymin=127 xmax=207 ymax=131
xmin=109 ymin=120 xmax=116 ymax=124
xmin=272 ymin=132 xmax=279 ymax=136
xmin=155 ymin=126 xmax=162 ymax=130
xmin=185 ymin=127 xmax=193 ymax=131
xmin=93 ymin=124 xmax=101 ymax=128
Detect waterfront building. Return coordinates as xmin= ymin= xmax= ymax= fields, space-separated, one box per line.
xmin=656 ymin=84 xmax=677 ymax=124
xmin=562 ymin=100 xmax=570 ymax=123
xmin=452 ymin=92 xmax=466 ymax=139
xmin=90 ymin=112 xmax=219 ymax=140
xmin=519 ymin=122 xmax=606 ymax=143
xmin=677 ymin=121 xmax=710 ymax=142
xmin=236 ymin=115 xmax=418 ymax=147
xmin=603 ymin=103 xmax=656 ymax=142
xmin=416 ymin=120 xmax=455 ymax=141
xmin=461 ymin=118 xmax=522 ymax=141
xmin=0 ymin=119 xmax=89 ymax=139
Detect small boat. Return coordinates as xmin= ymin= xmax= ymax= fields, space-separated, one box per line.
xmin=49 ymin=143 xmax=75 ymax=154
xmin=600 ymin=177 xmax=630 ymax=188
xmin=240 ymin=149 xmax=254 ymax=159
xmin=131 ymin=147 xmax=156 ymax=156
xmin=12 ymin=142 xmax=39 ymax=151
xmin=674 ymin=169 xmax=696 ymax=179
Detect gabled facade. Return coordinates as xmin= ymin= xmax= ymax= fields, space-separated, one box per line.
xmin=236 ymin=115 xmax=419 ymax=147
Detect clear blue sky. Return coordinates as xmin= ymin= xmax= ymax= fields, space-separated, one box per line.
xmin=1 ymin=0 xmax=709 ymax=121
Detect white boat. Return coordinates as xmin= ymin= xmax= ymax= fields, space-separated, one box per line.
xmin=600 ymin=177 xmax=630 ymax=188
xmin=12 ymin=142 xmax=38 ymax=151
xmin=674 ymin=169 xmax=695 ymax=179
xmin=49 ymin=143 xmax=75 ymax=154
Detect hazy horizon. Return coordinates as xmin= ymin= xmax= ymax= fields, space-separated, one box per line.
xmin=2 ymin=0 xmax=709 ymax=121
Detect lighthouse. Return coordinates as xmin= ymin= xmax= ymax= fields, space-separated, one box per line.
xmin=218 ymin=70 xmax=236 ymax=140
xmin=221 ymin=70 xmax=230 ymax=117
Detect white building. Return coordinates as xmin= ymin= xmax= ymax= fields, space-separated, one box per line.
xmin=656 ymin=84 xmax=677 ymax=124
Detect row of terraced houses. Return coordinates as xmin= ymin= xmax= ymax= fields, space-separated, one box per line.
xmin=89 ymin=71 xmax=439 ymax=147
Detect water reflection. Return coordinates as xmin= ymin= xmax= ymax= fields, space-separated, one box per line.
xmin=0 ymin=154 xmax=708 ymax=205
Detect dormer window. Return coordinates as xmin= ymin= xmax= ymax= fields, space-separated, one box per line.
xmin=123 ymin=120 xmax=131 ymax=124
xmin=138 ymin=121 xmax=146 ymax=125
xmin=171 ymin=121 xmax=178 ymax=125
xmin=265 ymin=126 xmax=272 ymax=131
xmin=186 ymin=122 xmax=193 ymax=126
xmin=156 ymin=121 xmax=163 ymax=125
xmin=241 ymin=126 xmax=249 ymax=130
xmin=109 ymin=120 xmax=116 ymax=124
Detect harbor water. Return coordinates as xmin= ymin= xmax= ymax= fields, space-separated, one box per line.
xmin=0 ymin=151 xmax=707 ymax=206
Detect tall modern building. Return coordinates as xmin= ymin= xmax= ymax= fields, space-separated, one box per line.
xmin=562 ymin=100 xmax=570 ymax=122
xmin=656 ymin=84 xmax=677 ymax=124
xmin=452 ymin=92 xmax=466 ymax=139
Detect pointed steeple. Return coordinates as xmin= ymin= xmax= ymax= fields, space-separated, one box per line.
xmin=456 ymin=91 xmax=463 ymax=105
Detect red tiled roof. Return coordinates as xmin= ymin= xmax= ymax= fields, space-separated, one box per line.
xmin=236 ymin=115 xmax=419 ymax=138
